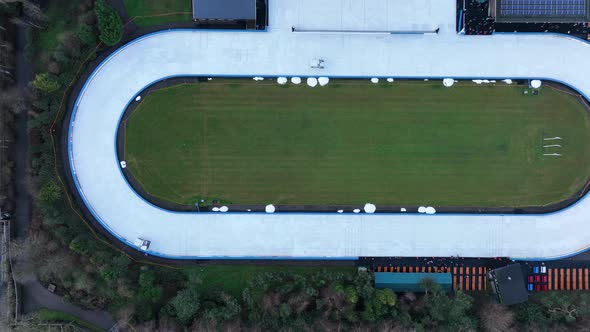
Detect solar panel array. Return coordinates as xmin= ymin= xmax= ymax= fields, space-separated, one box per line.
xmin=500 ymin=0 xmax=586 ymax=17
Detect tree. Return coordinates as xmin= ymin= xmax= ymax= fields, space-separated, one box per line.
xmin=169 ymin=288 xmax=200 ymax=325
xmin=537 ymin=292 xmax=590 ymax=323
xmin=139 ymin=270 xmax=163 ymax=303
xmin=479 ymin=301 xmax=515 ymax=332
xmin=32 ymin=73 xmax=59 ymax=94
xmin=94 ymin=0 xmax=122 ymax=46
xmin=419 ymin=279 xmax=477 ymax=331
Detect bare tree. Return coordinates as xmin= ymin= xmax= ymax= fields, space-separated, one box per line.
xmin=479 ymin=301 xmax=515 ymax=332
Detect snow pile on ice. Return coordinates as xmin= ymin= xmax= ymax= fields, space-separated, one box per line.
xmin=443 ymin=78 xmax=454 ymax=87
xmin=353 ymin=209 xmax=361 ymax=213
xmin=211 ymin=207 xmax=220 ymax=212
xmin=277 ymin=77 xmax=288 ymax=85
xmin=400 ymin=208 xmax=406 ymax=212
xmin=364 ymin=203 xmax=376 ymax=213
xmin=371 ymin=78 xmax=379 ymax=84
xmin=418 ymin=206 xmax=427 ymax=213
xmin=219 ymin=206 xmax=229 ymax=212
xmin=265 ymin=204 xmax=276 ymax=213
xmin=291 ymin=77 xmax=302 ymax=84
xmin=425 ymin=206 xmax=436 ymax=215
xmin=337 ymin=210 xmax=344 ymax=213
xmin=503 ymin=79 xmax=513 ymax=84
xmin=135 ymin=96 xmax=141 ymax=101
xmin=387 ymin=78 xmax=394 ymax=83
xmin=253 ymin=77 xmax=264 ymax=81
xmin=318 ymin=77 xmax=329 ymax=86
xmin=307 ymin=77 xmax=318 ymax=87
xmin=531 ymin=80 xmax=542 ymax=88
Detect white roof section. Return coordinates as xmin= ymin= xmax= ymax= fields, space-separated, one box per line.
xmin=69 ymin=0 xmax=590 ymax=259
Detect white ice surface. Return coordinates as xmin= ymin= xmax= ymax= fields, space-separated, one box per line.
xmin=70 ymin=0 xmax=590 ymax=259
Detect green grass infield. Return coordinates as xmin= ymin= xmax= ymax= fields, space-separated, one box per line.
xmin=124 ymin=80 xmax=590 ymax=208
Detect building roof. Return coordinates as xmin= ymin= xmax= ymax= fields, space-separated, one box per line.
xmin=490 ymin=264 xmax=529 ymax=305
xmin=375 ymin=273 xmax=452 ymax=292
xmin=193 ymin=0 xmax=256 ymax=20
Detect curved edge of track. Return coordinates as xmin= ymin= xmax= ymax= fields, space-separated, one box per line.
xmin=62 ymin=29 xmax=590 ymax=262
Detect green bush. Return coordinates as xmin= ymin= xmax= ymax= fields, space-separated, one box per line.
xmin=94 ymin=0 xmax=123 ymax=46
xmin=32 ymin=73 xmax=60 ymax=94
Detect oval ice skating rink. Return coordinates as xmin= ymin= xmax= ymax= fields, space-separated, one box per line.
xmin=68 ymin=0 xmax=590 ymax=259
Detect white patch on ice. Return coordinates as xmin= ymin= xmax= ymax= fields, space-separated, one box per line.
xmin=371 ymin=78 xmax=379 ymax=84
xmin=364 ymin=203 xmax=376 ymax=213
xmin=425 ymin=206 xmax=436 ymax=215
xmin=135 ymin=96 xmax=141 ymax=101
xmin=265 ymin=204 xmax=276 ymax=213
xmin=503 ymin=79 xmax=513 ymax=84
xmin=307 ymin=77 xmax=318 ymax=87
xmin=277 ymin=77 xmax=288 ymax=85
xmin=531 ymin=79 xmax=542 ymax=88
xmin=353 ymin=209 xmax=361 ymax=213
xmin=318 ymin=77 xmax=330 ymax=86
xmin=387 ymin=78 xmax=394 ymax=83
xmin=219 ymin=206 xmax=229 ymax=212
xmin=337 ymin=210 xmax=344 ymax=213
xmin=418 ymin=206 xmax=427 ymax=213
xmin=400 ymin=208 xmax=407 ymax=212
xmin=443 ymin=78 xmax=454 ymax=87
xmin=291 ymin=77 xmax=301 ymax=84
xmin=211 ymin=207 xmax=220 ymax=212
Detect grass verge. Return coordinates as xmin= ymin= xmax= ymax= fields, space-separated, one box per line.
xmin=123 ymin=0 xmax=192 ymax=27
xmin=35 ymin=308 xmax=103 ymax=332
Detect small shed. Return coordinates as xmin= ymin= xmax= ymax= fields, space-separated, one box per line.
xmin=375 ymin=272 xmax=453 ymax=293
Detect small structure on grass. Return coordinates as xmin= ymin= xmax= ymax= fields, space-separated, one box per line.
xmin=307 ymin=77 xmax=318 ymax=87
xmin=364 ymin=203 xmax=376 ymax=213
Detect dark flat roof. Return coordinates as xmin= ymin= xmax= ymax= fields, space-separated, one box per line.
xmin=490 ymin=264 xmax=529 ymax=305
xmin=193 ymin=0 xmax=256 ymax=20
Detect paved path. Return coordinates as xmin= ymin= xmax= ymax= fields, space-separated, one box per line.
xmin=68 ymin=0 xmax=590 ymax=260
xmin=14 ymin=15 xmax=30 ymax=240
xmin=22 ymin=280 xmax=116 ymax=331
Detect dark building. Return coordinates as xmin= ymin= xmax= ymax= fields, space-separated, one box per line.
xmin=492 ymin=0 xmax=590 ymax=23
xmin=192 ymin=0 xmax=267 ymax=30
xmin=488 ymin=264 xmax=529 ymax=305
